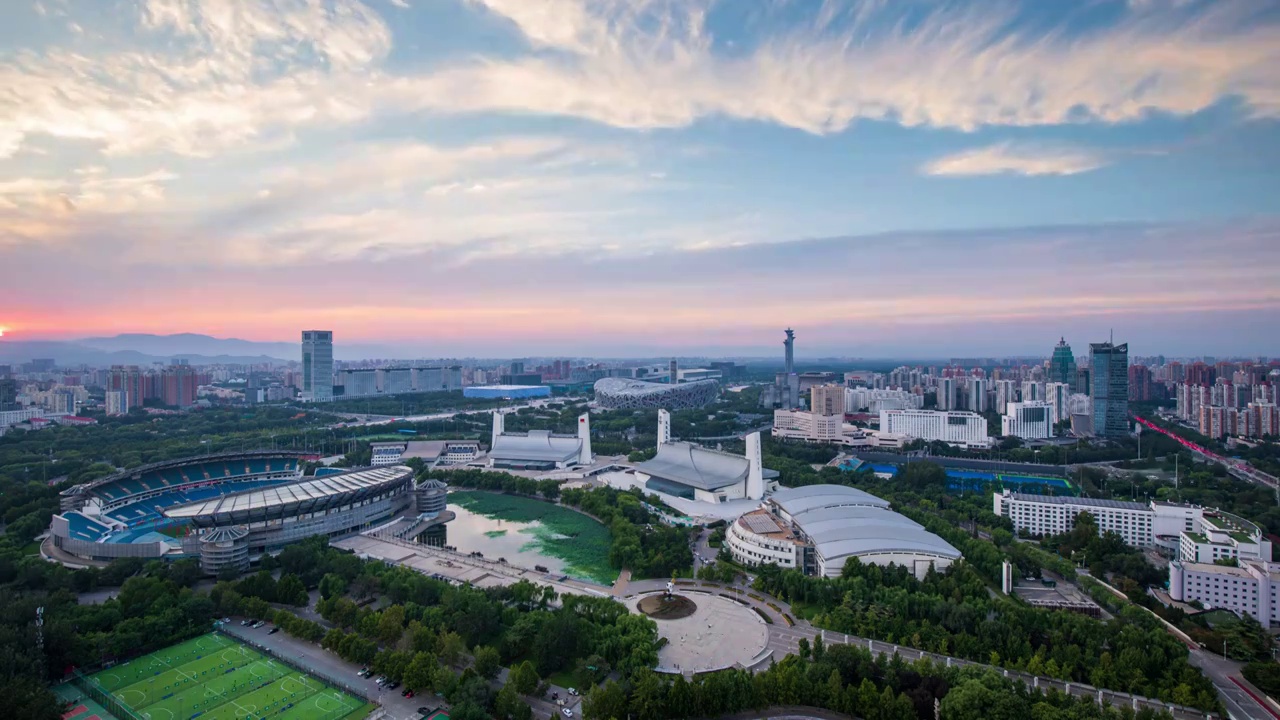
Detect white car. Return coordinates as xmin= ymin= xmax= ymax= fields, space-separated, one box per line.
xmin=567 ymin=688 xmax=578 ymax=696
xmin=561 ymin=710 xmax=573 ymax=718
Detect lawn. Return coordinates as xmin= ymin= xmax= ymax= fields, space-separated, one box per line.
xmin=88 ymin=633 xmax=372 ymax=720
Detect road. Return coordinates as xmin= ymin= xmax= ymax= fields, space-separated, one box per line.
xmin=331 ymin=399 xmax=555 ymax=429
xmin=1189 ymin=650 xmax=1280 ymax=720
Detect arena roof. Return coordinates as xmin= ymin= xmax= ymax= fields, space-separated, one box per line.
xmin=634 ymin=441 xmax=748 ymax=491
xmin=770 ymin=485 xmax=890 ymax=518
xmin=768 ymin=484 xmax=960 ymax=564
xmin=163 ymin=465 xmax=413 ymax=526
xmin=489 ymin=431 xmax=582 ymax=463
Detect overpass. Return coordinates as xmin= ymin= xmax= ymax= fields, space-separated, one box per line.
xmin=1133 ymin=416 xmax=1278 ymax=490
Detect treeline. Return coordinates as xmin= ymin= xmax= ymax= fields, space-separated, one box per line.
xmin=210 ymin=537 xmax=658 ymax=720
xmin=431 ymin=468 xmax=693 ymax=579
xmin=582 ymin=641 xmax=1178 ymax=720
xmin=753 ymin=560 xmax=1220 ymax=711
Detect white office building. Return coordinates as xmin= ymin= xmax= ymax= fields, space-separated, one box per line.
xmin=1021 ymin=380 xmax=1045 ymax=403
xmin=341 ymin=369 xmax=378 ymax=397
xmin=879 ymin=409 xmax=991 ymax=449
xmin=1002 ymin=401 xmax=1055 ymax=439
xmin=994 ymin=492 xmax=1155 ymax=546
xmin=773 ymin=409 xmax=845 ymax=443
xmin=1169 ymin=560 xmax=1280 ymax=627
xmin=371 ymin=442 xmax=407 ymax=466
xmin=301 ymin=330 xmax=334 ymax=402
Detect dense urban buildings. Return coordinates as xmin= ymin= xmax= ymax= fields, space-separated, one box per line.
xmin=300 ymin=330 xmax=334 ymax=402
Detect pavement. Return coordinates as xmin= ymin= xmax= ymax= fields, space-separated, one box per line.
xmin=1189 ymin=649 xmax=1280 ymax=720
xmin=625 ymin=591 xmax=769 ymax=674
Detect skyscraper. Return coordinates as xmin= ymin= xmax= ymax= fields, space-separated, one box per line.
xmin=1090 ymin=341 xmax=1129 ymax=437
xmin=1049 ymin=338 xmax=1076 ymax=385
xmin=301 ymin=330 xmax=334 ymax=402
xmin=108 ymin=365 xmax=145 ymax=410
xmin=0 ymin=378 xmax=17 ymax=411
xmin=968 ymin=378 xmax=989 ymax=413
xmin=811 ymin=384 xmax=844 ymax=416
xmin=162 ymin=364 xmax=198 ymax=408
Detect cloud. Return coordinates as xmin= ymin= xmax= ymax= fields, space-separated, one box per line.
xmin=923 ymin=143 xmax=1109 ymax=177
xmin=3 ymin=0 xmax=1279 ymax=162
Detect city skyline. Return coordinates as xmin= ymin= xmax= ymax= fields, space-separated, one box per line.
xmin=2 ymin=1 xmax=1279 ymax=353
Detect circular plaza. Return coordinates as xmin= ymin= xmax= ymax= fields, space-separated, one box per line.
xmin=625 ymin=590 xmax=769 ymax=674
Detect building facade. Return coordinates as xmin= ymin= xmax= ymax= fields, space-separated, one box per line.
xmin=301 ymin=330 xmax=334 ymax=402
xmin=879 ymin=409 xmax=991 ymax=448
xmin=1002 ymin=401 xmax=1054 ymax=439
xmin=773 ymin=409 xmax=844 ymax=443
xmin=1090 ymin=341 xmax=1129 ymax=437
xmin=1049 ymin=338 xmax=1077 ymax=385
xmin=810 ymin=384 xmax=845 ymax=416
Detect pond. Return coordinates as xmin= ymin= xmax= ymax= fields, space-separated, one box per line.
xmin=444 ymin=491 xmax=617 ymax=585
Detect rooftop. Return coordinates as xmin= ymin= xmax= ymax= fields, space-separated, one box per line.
xmin=770 ymin=485 xmax=891 ymax=518
xmin=1007 ymin=492 xmax=1148 ymax=512
xmin=163 ymin=465 xmax=412 ymax=518
xmin=634 ymin=441 xmax=749 ymax=491
xmin=489 ymin=430 xmax=582 ymax=463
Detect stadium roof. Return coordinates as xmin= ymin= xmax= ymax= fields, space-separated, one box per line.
xmin=489 ymin=430 xmax=582 ymax=463
xmin=765 ymin=484 xmax=960 ymax=564
xmin=593 ymin=377 xmax=719 ymax=409
xmin=770 ymin=485 xmax=890 ymax=518
xmin=163 ymin=465 xmax=413 ymax=526
xmin=634 ymin=441 xmax=749 ymax=491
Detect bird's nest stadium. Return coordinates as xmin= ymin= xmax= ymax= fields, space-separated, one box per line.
xmin=593 ymin=377 xmax=720 ymax=410
xmin=47 ymin=451 xmax=415 ymax=575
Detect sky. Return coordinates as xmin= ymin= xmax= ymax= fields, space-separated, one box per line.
xmin=1 ymin=0 xmax=1278 ymax=358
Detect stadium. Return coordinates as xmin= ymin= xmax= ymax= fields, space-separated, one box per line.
xmin=593 ymin=377 xmax=719 ymax=409
xmin=49 ymin=451 xmax=416 ymax=575
xmin=726 ymin=485 xmax=962 ymax=578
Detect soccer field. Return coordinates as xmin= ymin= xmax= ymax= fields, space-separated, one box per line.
xmin=88 ymin=633 xmax=373 ymax=720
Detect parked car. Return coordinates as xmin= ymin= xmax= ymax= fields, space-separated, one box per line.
xmin=240 ymin=619 xmax=252 ymax=626
xmin=375 ymin=676 xmax=387 ymax=686
xmin=401 ymin=688 xmax=412 ymax=696
xmin=561 ymin=709 xmax=573 ymax=718
xmin=417 ymin=709 xmax=432 ymax=717
xmin=358 ymin=668 xmax=370 ymax=677
xmin=252 ymin=621 xmax=265 ymax=629
xmin=221 ymin=617 xmax=231 ymax=623
xmin=405 ymin=691 xmax=414 ymax=699
xmin=567 ymin=687 xmax=578 ymax=696
xmin=386 ymin=681 xmax=399 ymax=690
xmin=267 ymin=627 xmax=280 ymax=634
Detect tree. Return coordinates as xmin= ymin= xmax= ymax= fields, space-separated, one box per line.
xmin=438 ymin=630 xmax=466 ymax=666
xmin=509 ymin=660 xmax=540 ymax=695
xmin=318 ymin=572 xmax=347 ymax=600
xmin=473 ymin=644 xmax=501 ymax=679
xmin=276 ymin=573 xmax=308 ymax=606
xmin=494 ymin=684 xmax=531 ymax=720
xmin=377 ymin=604 xmax=406 ymax=644
xmin=403 ymin=651 xmax=437 ymax=691
xmin=583 ymin=679 xmax=628 ymax=720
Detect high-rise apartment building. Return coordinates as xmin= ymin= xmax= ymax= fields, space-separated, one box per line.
xmin=1049 ymin=338 xmax=1076 ymax=385
xmin=301 ymin=330 xmax=334 ymax=402
xmin=108 ymin=365 xmax=146 ymax=410
xmin=1090 ymin=341 xmax=1129 ymax=437
xmin=105 ymin=390 xmax=129 ymax=416
xmin=0 ymin=378 xmax=17 ymax=411
xmin=937 ymin=377 xmax=957 ymax=410
xmin=995 ymin=379 xmax=1017 ymax=414
xmin=1002 ymin=401 xmax=1055 ymax=440
xmin=968 ymin=378 xmax=989 ymax=413
xmin=810 ymin=384 xmax=845 ymax=416
xmin=1021 ymin=380 xmax=1044 ymax=403
xmin=1128 ymin=364 xmax=1152 ymax=402
xmin=162 ymin=364 xmax=198 ymax=408
xmin=1045 ymin=382 xmax=1071 ymax=425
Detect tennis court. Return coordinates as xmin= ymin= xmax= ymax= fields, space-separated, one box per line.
xmin=86 ymin=633 xmax=373 ymax=720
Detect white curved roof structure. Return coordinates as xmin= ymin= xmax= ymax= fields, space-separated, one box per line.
xmin=763 ymin=484 xmax=961 ymax=571
xmin=770 ymin=485 xmax=890 ymax=517
xmin=634 ymin=441 xmax=749 ymax=491
xmin=489 ymin=430 xmax=582 ymax=464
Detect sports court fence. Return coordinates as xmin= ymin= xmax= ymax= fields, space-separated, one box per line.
xmin=214 ymin=628 xmax=376 ymax=705
xmin=66 ymin=669 xmax=146 ymax=720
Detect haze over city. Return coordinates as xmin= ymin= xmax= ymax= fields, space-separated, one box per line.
xmin=2 ymin=0 xmax=1279 ymax=356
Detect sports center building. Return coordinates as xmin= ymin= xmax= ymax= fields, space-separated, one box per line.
xmin=593 ymin=377 xmax=719 ymax=410
xmin=49 ymin=451 xmax=415 ymax=574
xmin=726 ymin=485 xmax=962 ymax=579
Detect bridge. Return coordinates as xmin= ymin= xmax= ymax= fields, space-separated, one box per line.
xmin=1133 ymin=415 xmax=1278 ymax=489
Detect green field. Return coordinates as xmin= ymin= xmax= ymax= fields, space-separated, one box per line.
xmin=90 ymin=633 xmax=373 ymax=720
